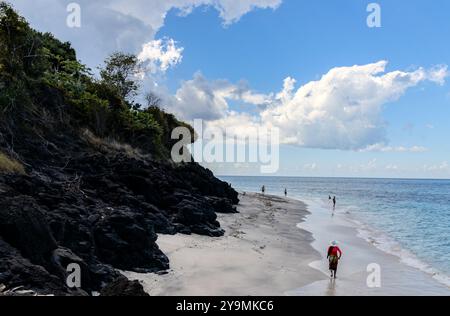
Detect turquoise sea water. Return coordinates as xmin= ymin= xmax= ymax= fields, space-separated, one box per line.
xmin=220 ymin=176 xmax=450 ymax=285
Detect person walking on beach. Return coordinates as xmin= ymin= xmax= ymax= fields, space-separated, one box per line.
xmin=261 ymin=185 xmax=265 ymax=195
xmin=284 ymin=188 xmax=287 ymax=197
xmin=332 ymin=196 xmax=336 ymax=209
xmin=327 ymin=241 xmax=342 ymax=279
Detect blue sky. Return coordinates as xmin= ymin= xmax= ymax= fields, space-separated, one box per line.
xmin=11 ymin=0 xmax=450 ymax=178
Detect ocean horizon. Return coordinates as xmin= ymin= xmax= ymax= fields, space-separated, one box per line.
xmin=219 ymin=175 xmax=450 ymax=181
xmin=220 ymin=176 xmax=450 ymax=287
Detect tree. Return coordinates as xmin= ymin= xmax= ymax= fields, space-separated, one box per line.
xmin=99 ymin=52 xmax=141 ymax=102
xmin=145 ymin=92 xmax=162 ymax=109
xmin=0 ymin=2 xmax=32 ymax=75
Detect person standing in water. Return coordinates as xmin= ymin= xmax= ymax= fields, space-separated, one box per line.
xmin=333 ymin=196 xmax=336 ymax=209
xmin=261 ymin=185 xmax=265 ymax=195
xmin=284 ymin=188 xmax=287 ymax=197
xmin=327 ymin=241 xmax=342 ymax=279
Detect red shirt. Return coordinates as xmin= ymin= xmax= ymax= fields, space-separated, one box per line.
xmin=327 ymin=246 xmax=342 ymax=258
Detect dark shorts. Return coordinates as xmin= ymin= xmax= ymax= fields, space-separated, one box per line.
xmin=329 ymin=256 xmax=339 ymax=270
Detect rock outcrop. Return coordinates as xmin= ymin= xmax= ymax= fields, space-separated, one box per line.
xmin=0 ymin=143 xmax=238 ymax=295
xmin=99 ymin=276 xmax=149 ymax=297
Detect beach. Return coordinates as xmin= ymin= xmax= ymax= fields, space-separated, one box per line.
xmin=125 ymin=193 xmax=450 ymax=296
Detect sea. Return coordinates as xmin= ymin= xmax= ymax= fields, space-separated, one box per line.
xmin=220 ymin=176 xmax=450 ymax=287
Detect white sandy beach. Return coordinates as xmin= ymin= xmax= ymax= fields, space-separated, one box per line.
xmin=125 ymin=193 xmax=450 ymax=296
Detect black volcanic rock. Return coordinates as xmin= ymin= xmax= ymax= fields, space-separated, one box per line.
xmin=0 ymin=196 xmax=57 ymax=267
xmin=93 ymin=206 xmax=169 ymax=272
xmin=0 ymin=148 xmax=238 ymax=295
xmin=0 ymin=145 xmax=239 ymax=295
xmin=0 ymin=238 xmax=84 ymax=296
xmin=100 ymin=276 xmax=149 ymax=296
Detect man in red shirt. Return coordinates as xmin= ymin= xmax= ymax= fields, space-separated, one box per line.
xmin=327 ymin=241 xmax=342 ymax=279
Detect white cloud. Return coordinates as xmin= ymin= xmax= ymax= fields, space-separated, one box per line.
xmin=275 ymin=77 xmax=296 ymax=104
xmin=424 ymin=161 xmax=449 ymax=172
xmin=169 ymin=73 xmax=230 ymax=120
xmin=211 ymin=0 xmax=282 ymax=25
xmin=191 ymin=61 xmax=447 ymax=151
xmin=161 ymin=72 xmax=273 ymax=120
xmin=261 ymin=61 xmax=447 ymax=150
xmin=10 ymin=0 xmax=282 ymax=68
xmin=238 ymin=91 xmax=273 ymax=107
xmin=138 ymin=38 xmax=184 ymax=73
xmin=108 ymin=0 xmax=282 ymax=28
xmin=427 ymin=65 xmax=449 ymax=85
xmin=360 ymin=143 xmax=428 ymax=153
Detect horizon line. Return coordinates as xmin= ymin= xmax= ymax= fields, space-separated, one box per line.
xmin=216 ymin=175 xmax=450 ymax=181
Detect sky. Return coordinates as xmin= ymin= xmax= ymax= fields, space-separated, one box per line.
xmin=9 ymin=0 xmax=450 ymax=178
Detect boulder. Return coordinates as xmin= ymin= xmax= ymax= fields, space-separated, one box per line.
xmin=94 ymin=207 xmax=169 ymax=272
xmin=0 ymin=196 xmax=57 ymax=267
xmin=100 ymin=276 xmax=149 ymax=296
xmin=0 ymin=238 xmax=83 ymax=296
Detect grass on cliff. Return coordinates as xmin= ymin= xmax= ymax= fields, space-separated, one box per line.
xmin=0 ymin=152 xmax=25 ymax=174
xmin=81 ymin=128 xmax=148 ymax=160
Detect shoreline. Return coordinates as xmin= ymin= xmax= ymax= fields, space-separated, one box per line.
xmin=125 ymin=193 xmax=450 ymax=296
xmin=292 ymin=198 xmax=450 ymax=295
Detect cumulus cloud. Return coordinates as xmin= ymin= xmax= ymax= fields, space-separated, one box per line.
xmin=138 ymin=38 xmax=184 ymax=73
xmin=261 ymin=61 xmax=448 ymax=150
xmin=192 ymin=61 xmax=447 ymax=151
xmin=275 ymin=77 xmax=296 ymax=104
xmin=161 ymin=72 xmax=273 ymax=120
xmin=167 ymin=73 xmax=231 ymax=120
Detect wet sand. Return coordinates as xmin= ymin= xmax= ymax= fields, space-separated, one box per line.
xmin=289 ymin=198 xmax=450 ymax=296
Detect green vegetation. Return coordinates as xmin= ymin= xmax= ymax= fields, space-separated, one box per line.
xmin=0 ymin=2 xmax=193 ymax=160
